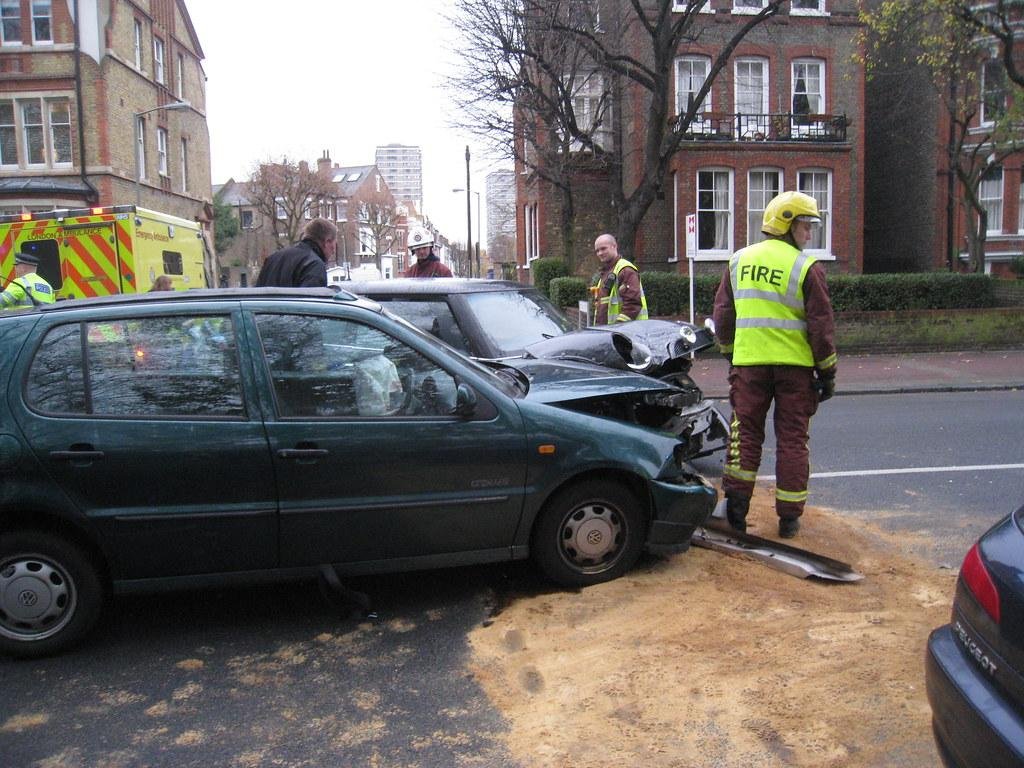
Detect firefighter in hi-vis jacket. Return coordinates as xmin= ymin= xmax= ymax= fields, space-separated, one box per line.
xmin=711 ymin=191 xmax=838 ymax=539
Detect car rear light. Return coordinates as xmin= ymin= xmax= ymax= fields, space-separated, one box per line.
xmin=961 ymin=542 xmax=1001 ymax=624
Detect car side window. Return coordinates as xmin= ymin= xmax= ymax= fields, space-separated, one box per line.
xmin=255 ymin=313 xmax=458 ymax=418
xmin=377 ymin=299 xmax=471 ymax=354
xmin=25 ymin=316 xmax=245 ymax=417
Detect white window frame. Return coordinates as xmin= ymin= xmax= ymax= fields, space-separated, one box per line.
xmin=1 ymin=0 xmax=21 ymax=46
xmin=136 ymin=115 xmax=147 ymax=181
xmin=695 ymin=168 xmax=734 ymax=259
xmin=735 ymin=57 xmax=769 ymax=137
xmin=676 ymin=55 xmax=712 ymax=132
xmin=240 ymin=209 xmax=254 ymax=229
xmin=156 ymin=127 xmax=168 ymax=176
xmin=153 ymin=37 xmax=165 ymax=85
xmin=979 ymin=166 xmax=1003 ymax=234
xmin=792 ymin=59 xmax=825 ymax=115
xmin=180 ymin=137 xmax=188 ymax=192
xmin=672 ymin=0 xmax=714 ymax=14
xmin=47 ymin=99 xmax=71 ymax=166
xmin=790 ymin=0 xmax=827 ymax=16
xmin=747 ymin=169 xmax=781 ymax=245
xmin=797 ymin=170 xmax=833 ymax=258
xmin=0 ymin=100 xmax=15 ymax=167
xmin=981 ymin=59 xmax=1006 ymax=127
xmin=732 ymin=0 xmax=766 ymax=14
xmin=31 ymin=0 xmax=51 ymax=44
xmin=133 ymin=18 xmax=143 ymax=69
xmin=176 ymin=53 xmax=185 ymax=99
xmin=275 ymin=197 xmax=286 ymax=220
xmin=566 ymin=71 xmax=611 ymax=152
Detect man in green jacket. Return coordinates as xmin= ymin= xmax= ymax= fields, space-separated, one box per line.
xmin=1 ymin=250 xmax=55 ymax=310
xmin=711 ymin=191 xmax=837 ymax=539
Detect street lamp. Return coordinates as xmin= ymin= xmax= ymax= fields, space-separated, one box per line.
xmin=133 ymin=100 xmax=190 ymax=206
xmin=453 ymin=187 xmax=481 ymax=279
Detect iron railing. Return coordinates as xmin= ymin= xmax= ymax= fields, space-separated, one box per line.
xmin=678 ymin=112 xmax=849 ymax=142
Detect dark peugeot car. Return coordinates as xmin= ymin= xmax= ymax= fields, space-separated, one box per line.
xmin=0 ymin=288 xmax=715 ymax=657
xmin=349 ymin=279 xmax=728 ymax=458
xmin=926 ymin=505 xmax=1024 ymax=767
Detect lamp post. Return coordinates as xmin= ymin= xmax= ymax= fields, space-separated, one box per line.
xmin=453 ymin=187 xmax=481 ymax=279
xmin=133 ymin=100 xmax=190 ymax=206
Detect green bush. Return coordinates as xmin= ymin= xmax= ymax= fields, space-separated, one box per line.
xmin=1011 ymin=256 xmax=1024 ymax=279
xmin=530 ymin=257 xmax=569 ymax=298
xmin=547 ymin=269 xmax=998 ymax=315
xmin=829 ymin=273 xmax=997 ymax=311
xmin=549 ymin=276 xmax=589 ymax=308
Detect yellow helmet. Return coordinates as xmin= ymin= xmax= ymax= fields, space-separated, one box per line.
xmin=761 ymin=191 xmax=820 ymax=236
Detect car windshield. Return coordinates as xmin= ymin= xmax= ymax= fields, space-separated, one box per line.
xmin=464 ymin=290 xmax=576 ymax=356
xmin=382 ymin=308 xmax=525 ymax=397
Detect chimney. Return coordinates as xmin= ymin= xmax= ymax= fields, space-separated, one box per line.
xmin=318 ymin=150 xmax=332 ymax=175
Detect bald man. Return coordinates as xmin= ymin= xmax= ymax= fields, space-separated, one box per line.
xmin=592 ymin=233 xmax=648 ymax=324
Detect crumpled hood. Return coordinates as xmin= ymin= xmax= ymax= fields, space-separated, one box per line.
xmin=505 ymin=357 xmax=677 ymax=404
xmin=523 ymin=319 xmax=714 ymax=376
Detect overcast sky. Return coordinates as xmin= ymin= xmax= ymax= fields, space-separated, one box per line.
xmin=187 ymin=2 xmax=501 ymax=244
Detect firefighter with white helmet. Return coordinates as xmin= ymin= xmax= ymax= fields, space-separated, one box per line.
xmin=711 ymin=191 xmax=837 ymax=539
xmin=405 ymin=226 xmax=453 ymax=278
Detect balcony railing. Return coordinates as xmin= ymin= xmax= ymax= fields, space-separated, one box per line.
xmin=678 ymin=112 xmax=849 ymax=142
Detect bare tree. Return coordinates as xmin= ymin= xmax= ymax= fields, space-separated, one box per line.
xmin=954 ymin=0 xmax=1024 ymax=87
xmin=448 ymin=0 xmax=786 ymax=265
xmin=343 ymin=189 xmax=401 ymax=274
xmin=246 ymin=157 xmax=337 ymax=247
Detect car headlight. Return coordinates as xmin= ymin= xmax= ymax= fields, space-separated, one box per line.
xmin=625 ymin=341 xmax=653 ymax=372
xmin=678 ymin=325 xmax=697 ymax=344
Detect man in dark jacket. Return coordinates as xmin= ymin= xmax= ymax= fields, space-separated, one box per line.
xmin=256 ymin=218 xmax=337 ymax=287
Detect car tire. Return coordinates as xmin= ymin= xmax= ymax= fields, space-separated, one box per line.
xmin=531 ymin=481 xmax=646 ymax=588
xmin=0 ymin=531 xmax=104 ymax=659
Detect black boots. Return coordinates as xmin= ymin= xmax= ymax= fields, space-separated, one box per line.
xmin=778 ymin=518 xmax=800 ymax=539
xmin=725 ymin=494 xmax=750 ymax=533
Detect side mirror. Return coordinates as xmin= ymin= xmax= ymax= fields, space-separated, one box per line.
xmin=452 ymin=383 xmax=478 ymax=419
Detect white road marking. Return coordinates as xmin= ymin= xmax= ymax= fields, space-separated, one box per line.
xmin=756 ymin=463 xmax=1024 ymax=481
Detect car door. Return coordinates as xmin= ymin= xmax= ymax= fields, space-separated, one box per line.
xmin=247 ymin=306 xmax=529 ymax=568
xmin=13 ymin=305 xmax=278 ymax=579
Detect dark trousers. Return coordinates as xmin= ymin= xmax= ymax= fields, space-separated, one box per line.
xmin=721 ymin=365 xmax=819 ymax=520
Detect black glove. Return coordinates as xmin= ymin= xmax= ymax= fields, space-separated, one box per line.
xmin=815 ymin=374 xmax=835 ymax=402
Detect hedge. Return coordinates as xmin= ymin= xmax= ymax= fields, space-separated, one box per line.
xmin=549 ymin=271 xmax=1000 ymax=315
xmin=530 ymin=257 xmax=569 ymax=299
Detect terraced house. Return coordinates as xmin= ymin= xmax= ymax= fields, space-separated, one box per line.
xmin=0 ymin=0 xmax=211 ymax=225
xmin=514 ymin=0 xmax=865 ymax=277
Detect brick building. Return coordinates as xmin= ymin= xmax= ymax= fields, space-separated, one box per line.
xmin=515 ymin=0 xmax=865 ymax=281
xmin=0 ymin=0 xmax=210 ymax=225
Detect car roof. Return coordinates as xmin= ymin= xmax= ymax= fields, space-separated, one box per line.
xmin=347 ymin=278 xmax=539 ymax=296
xmin=7 ymin=287 xmax=380 ymax=316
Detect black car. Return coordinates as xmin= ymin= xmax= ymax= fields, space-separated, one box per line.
xmin=349 ymin=278 xmax=729 ymax=458
xmin=926 ymin=504 xmax=1024 ymax=767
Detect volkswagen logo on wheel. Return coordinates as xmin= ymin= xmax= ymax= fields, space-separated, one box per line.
xmin=18 ymin=590 xmax=38 ymax=608
xmin=587 ymin=530 xmax=603 ymax=546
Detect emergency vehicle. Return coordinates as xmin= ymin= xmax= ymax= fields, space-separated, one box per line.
xmin=0 ymin=205 xmax=209 ymax=299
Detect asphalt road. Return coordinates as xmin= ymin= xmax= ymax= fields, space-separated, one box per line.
xmin=692 ymin=389 xmax=1024 ymax=565
xmin=3 ymin=390 xmax=1021 ymax=767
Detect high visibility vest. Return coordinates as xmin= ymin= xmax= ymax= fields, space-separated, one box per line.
xmin=0 ymin=273 xmax=55 ymax=310
xmin=600 ymin=258 xmax=649 ymax=323
xmin=729 ymin=240 xmax=815 ymax=367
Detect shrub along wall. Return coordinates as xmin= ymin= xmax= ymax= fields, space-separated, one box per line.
xmin=549 ymin=271 xmax=1005 ymax=315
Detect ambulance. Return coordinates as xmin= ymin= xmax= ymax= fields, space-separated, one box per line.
xmin=0 ymin=205 xmax=209 ymax=299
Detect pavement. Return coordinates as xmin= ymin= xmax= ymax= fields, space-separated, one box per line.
xmin=690 ymin=348 xmax=1024 ymax=399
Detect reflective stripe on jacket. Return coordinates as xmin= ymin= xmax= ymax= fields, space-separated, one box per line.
xmin=600 ymin=258 xmax=648 ymax=322
xmin=0 ymin=274 xmax=55 ymax=310
xmin=729 ymin=240 xmax=815 ymax=367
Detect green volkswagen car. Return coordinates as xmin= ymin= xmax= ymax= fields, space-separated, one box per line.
xmin=0 ymin=288 xmax=715 ymax=657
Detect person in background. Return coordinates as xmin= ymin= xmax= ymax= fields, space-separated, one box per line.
xmin=256 ymin=218 xmax=337 ymax=287
xmin=592 ymin=233 xmax=647 ymax=324
xmin=404 ymin=226 xmax=453 ymax=278
xmin=149 ymin=275 xmax=173 ymax=291
xmin=711 ymin=191 xmax=837 ymax=539
xmin=0 ymin=250 xmax=55 ymax=310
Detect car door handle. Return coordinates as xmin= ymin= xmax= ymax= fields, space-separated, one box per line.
xmin=276 ymin=448 xmax=329 ymax=460
xmin=49 ymin=449 xmax=106 ymax=461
